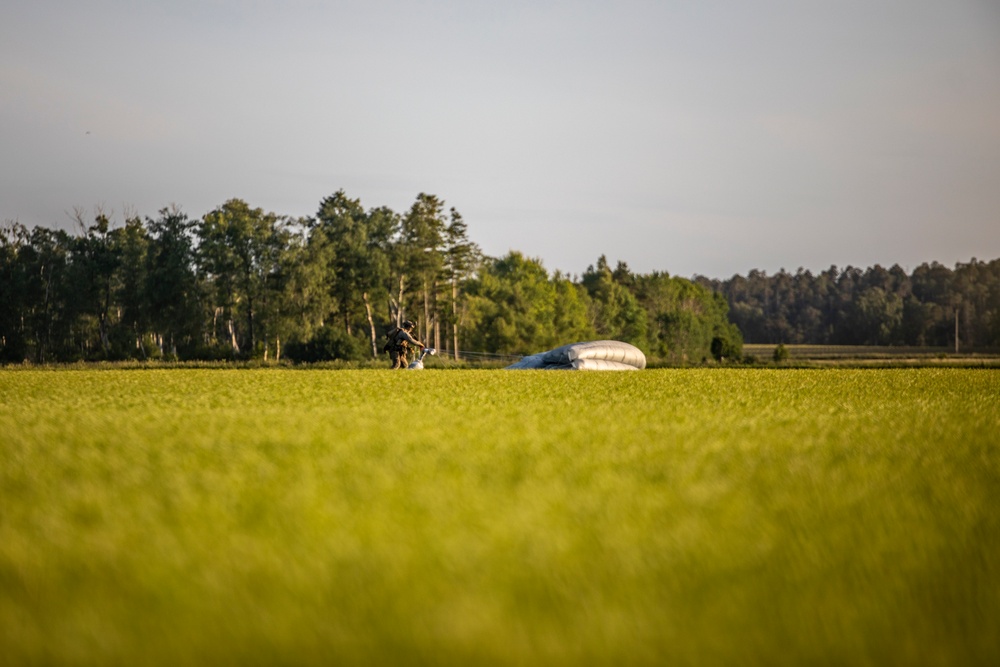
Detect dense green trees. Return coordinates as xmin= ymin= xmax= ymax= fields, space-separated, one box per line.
xmin=146 ymin=208 xmax=203 ymax=358
xmin=582 ymin=258 xmax=648 ymax=350
xmin=313 ymin=191 xmax=394 ymax=357
xmin=0 ymin=224 xmax=73 ymax=363
xmin=198 ymin=199 xmax=290 ymax=359
xmin=3 ymin=191 xmax=996 ymax=365
xmin=697 ymin=260 xmax=1000 ymax=348
xmin=459 ymin=252 xmax=740 ymax=362
xmin=633 ymin=269 xmax=743 ymax=363
xmin=464 ymin=252 xmax=590 ymax=354
xmin=1 ymin=192 xmax=487 ymax=364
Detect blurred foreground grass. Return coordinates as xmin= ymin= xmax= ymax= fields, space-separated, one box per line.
xmin=1 ymin=368 xmax=998 ymax=665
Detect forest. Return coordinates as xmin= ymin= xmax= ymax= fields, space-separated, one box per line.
xmin=1 ymin=190 xmax=997 ymax=365
xmin=0 ymin=191 xmax=740 ymax=365
xmin=695 ymin=258 xmax=1000 ymax=349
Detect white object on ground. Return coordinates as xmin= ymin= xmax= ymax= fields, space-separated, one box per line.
xmin=505 ymin=340 xmax=645 ymax=371
xmin=407 ymin=347 xmax=436 ymax=370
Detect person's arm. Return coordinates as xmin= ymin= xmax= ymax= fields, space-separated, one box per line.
xmin=402 ymin=330 xmax=425 ymax=348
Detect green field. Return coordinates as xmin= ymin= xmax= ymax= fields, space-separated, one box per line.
xmin=740 ymin=344 xmax=1000 ymax=367
xmin=1 ymin=368 xmax=998 ymax=665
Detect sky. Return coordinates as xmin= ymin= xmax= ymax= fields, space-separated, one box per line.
xmin=2 ymin=0 xmax=999 ymax=279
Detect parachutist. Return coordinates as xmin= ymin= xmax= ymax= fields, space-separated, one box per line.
xmin=383 ymin=320 xmax=425 ymax=369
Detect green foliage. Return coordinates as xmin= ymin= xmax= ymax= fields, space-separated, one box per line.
xmin=199 ymin=199 xmax=288 ymax=358
xmin=702 ymin=259 xmax=1000 ymax=347
xmin=773 ymin=343 xmax=790 ymax=362
xmin=66 ymin=212 xmax=123 ymax=359
xmin=711 ymin=332 xmax=741 ymax=361
xmin=582 ymin=256 xmax=647 ymax=350
xmin=552 ymin=273 xmax=595 ymax=344
xmin=631 ymin=270 xmax=739 ymax=363
xmin=112 ymin=217 xmax=151 ymax=356
xmin=396 ymin=194 xmax=447 ymax=332
xmin=316 ymin=191 xmax=381 ymax=332
xmin=1 ymin=369 xmax=997 ymax=665
xmin=399 ymin=194 xmax=446 ymax=269
xmin=283 ymin=324 xmax=369 ymax=362
xmin=465 ymin=252 xmax=588 ymax=354
xmin=282 ymin=221 xmax=334 ymax=345
xmin=0 ymin=224 xmax=74 ymax=362
xmin=711 ymin=319 xmax=744 ymax=362
xmin=9 ymin=190 xmax=996 ymax=366
xmin=0 ymin=223 xmax=31 ymax=362
xmin=145 ymin=208 xmax=203 ymax=358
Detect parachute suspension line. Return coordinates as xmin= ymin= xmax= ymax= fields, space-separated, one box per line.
xmin=435 ymin=348 xmax=524 ymax=361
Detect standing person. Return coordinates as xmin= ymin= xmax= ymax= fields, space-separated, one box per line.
xmin=386 ymin=320 xmax=425 ymax=369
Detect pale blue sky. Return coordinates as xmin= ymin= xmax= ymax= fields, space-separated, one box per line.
xmin=2 ymin=0 xmax=999 ymax=278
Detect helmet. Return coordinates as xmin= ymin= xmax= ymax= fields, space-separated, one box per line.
xmin=402 ymin=320 xmax=415 ymax=329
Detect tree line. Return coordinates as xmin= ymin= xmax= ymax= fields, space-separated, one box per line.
xmin=1 ymin=191 xmax=742 ymax=365
xmin=694 ymin=259 xmax=1000 ymax=349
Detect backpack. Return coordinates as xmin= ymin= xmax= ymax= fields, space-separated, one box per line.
xmin=381 ymin=326 xmax=400 ymax=354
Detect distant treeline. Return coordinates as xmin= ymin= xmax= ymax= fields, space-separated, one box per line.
xmin=694 ymin=259 xmax=1000 ymax=348
xmin=1 ymin=191 xmax=741 ymax=365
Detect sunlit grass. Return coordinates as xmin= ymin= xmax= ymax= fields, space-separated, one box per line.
xmin=1 ymin=369 xmax=998 ymax=665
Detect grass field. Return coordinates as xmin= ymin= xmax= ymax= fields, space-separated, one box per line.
xmin=1 ymin=368 xmax=998 ymax=665
xmin=740 ymin=344 xmax=1000 ymax=367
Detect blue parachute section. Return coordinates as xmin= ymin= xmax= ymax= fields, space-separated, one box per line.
xmin=505 ymin=340 xmax=646 ymax=371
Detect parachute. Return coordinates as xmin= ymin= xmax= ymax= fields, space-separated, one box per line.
xmin=407 ymin=347 xmax=436 ymax=369
xmin=505 ymin=340 xmax=646 ymax=371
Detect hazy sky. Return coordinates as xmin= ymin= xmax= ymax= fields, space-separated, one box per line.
xmin=3 ymin=0 xmax=999 ymax=278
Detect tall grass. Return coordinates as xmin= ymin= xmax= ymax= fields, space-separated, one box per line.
xmin=1 ymin=369 xmax=997 ymax=665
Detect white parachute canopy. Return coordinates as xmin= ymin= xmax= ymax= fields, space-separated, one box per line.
xmin=505 ymin=340 xmax=646 ymax=371
xmin=407 ymin=347 xmax=436 ymax=370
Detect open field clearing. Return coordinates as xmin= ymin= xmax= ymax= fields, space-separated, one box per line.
xmin=1 ymin=368 xmax=998 ymax=665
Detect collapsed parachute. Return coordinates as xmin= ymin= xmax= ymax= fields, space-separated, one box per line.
xmin=407 ymin=347 xmax=436 ymax=369
xmin=506 ymin=340 xmax=646 ymax=371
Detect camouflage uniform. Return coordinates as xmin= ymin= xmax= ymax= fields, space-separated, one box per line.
xmin=388 ymin=327 xmax=423 ymax=369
